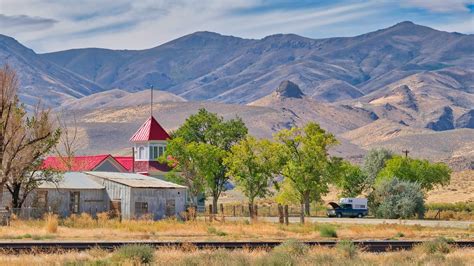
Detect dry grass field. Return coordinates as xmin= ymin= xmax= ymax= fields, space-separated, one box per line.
xmin=0 ymin=240 xmax=472 ymax=265
xmin=427 ymin=170 xmax=474 ymax=203
xmin=0 ymin=214 xmax=471 ymax=242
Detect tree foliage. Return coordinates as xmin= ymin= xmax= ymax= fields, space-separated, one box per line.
xmin=224 ymin=136 xmax=282 ymax=212
xmin=377 ymin=156 xmax=451 ymax=191
xmin=362 ymin=148 xmax=392 ymax=190
xmin=335 ymin=161 xmax=367 ymax=198
xmin=168 ymin=108 xmax=247 ymax=213
xmin=275 ymin=122 xmax=340 ymax=215
xmin=0 ymin=65 xmax=61 ymax=208
xmin=369 ymin=178 xmax=425 ymax=219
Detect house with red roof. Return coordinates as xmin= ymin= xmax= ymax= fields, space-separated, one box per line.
xmin=42 ymin=116 xmax=172 ymax=177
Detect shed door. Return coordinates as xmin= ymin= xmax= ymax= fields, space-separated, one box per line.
xmin=70 ymin=192 xmax=80 ymax=214
xmin=166 ymin=199 xmax=175 ymax=217
xmin=110 ymin=200 xmax=121 ymax=218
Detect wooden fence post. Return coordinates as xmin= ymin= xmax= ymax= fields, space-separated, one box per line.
xmin=300 ymin=203 xmax=305 ymax=224
xmin=284 ymin=205 xmax=289 ymax=226
xmin=233 ymin=206 xmax=236 ymax=217
xmin=278 ymin=204 xmax=284 ymax=224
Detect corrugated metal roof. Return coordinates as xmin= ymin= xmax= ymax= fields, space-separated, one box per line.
xmin=39 ymin=172 xmax=105 ymax=189
xmin=85 ymin=171 xmax=186 ymax=189
xmin=129 ymin=116 xmax=170 ymax=142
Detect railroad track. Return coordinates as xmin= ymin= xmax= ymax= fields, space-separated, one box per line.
xmin=0 ymin=240 xmax=473 ymax=253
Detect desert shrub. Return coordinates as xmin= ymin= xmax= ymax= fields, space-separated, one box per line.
xmin=273 ymin=239 xmax=308 ymax=257
xmin=336 ymin=240 xmax=358 ymax=259
xmin=207 ymin=226 xmax=227 ymax=236
xmin=319 ymin=225 xmax=337 ymax=238
xmin=44 ymin=213 xmax=58 ymax=233
xmin=369 ymin=178 xmax=425 ymax=219
xmin=417 ymin=237 xmax=452 ymax=255
xmin=62 ymin=213 xmax=96 ymax=228
xmin=113 ymin=244 xmax=154 ymax=264
xmin=395 ymin=232 xmax=405 ymax=238
xmin=258 ymin=251 xmax=294 ymax=266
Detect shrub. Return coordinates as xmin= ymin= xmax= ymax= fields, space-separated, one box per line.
xmin=319 ymin=225 xmax=337 ymax=238
xmin=113 ymin=244 xmax=154 ymax=264
xmin=44 ymin=213 xmax=58 ymax=233
xmin=369 ymin=178 xmax=425 ymax=219
xmin=207 ymin=226 xmax=227 ymax=236
xmin=273 ymin=239 xmax=309 ymax=257
xmin=336 ymin=240 xmax=358 ymax=259
xmin=395 ymin=232 xmax=405 ymax=238
xmin=417 ymin=237 xmax=452 ymax=255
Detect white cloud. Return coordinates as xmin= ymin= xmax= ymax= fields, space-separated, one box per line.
xmin=401 ymin=0 xmax=471 ymax=13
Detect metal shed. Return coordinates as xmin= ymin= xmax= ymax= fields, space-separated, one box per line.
xmin=85 ymin=172 xmax=187 ymax=220
xmin=21 ymin=172 xmax=107 ymax=218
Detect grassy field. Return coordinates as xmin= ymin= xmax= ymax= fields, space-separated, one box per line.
xmin=0 ymin=239 xmax=472 ymax=265
xmin=0 ymin=214 xmax=471 ymax=242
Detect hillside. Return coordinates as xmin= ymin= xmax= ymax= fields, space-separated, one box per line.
xmin=37 ymin=21 xmax=473 ymax=106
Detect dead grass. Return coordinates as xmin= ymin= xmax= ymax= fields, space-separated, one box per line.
xmin=0 ymin=243 xmax=472 ymax=265
xmin=0 ymin=214 xmax=471 ymax=242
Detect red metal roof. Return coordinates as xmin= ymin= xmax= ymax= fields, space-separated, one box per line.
xmin=130 ymin=116 xmax=170 ymax=142
xmin=114 ymin=156 xmax=134 ymax=172
xmin=42 ymin=155 xmax=111 ymax=171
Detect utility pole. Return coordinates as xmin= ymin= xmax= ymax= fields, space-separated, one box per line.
xmin=402 ymin=149 xmax=409 ymax=158
xmin=150 ymin=85 xmax=154 ymax=117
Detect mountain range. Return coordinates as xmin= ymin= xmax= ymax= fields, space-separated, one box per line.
xmin=0 ymin=21 xmax=473 ymax=169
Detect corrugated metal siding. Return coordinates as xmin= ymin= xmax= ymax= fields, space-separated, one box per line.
xmin=87 ymin=175 xmax=132 ymax=219
xmin=130 ymin=187 xmax=186 ymax=219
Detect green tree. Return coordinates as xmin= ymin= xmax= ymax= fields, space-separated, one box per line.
xmin=369 ymin=178 xmax=425 ymax=219
xmin=335 ymin=161 xmax=367 ymax=197
xmin=172 ymin=108 xmax=247 ymax=213
xmin=275 ymin=122 xmax=340 ymax=220
xmin=377 ymin=156 xmax=451 ymax=191
xmin=362 ymin=148 xmax=392 ymax=190
xmin=161 ymin=137 xmax=204 ymax=208
xmin=224 ymin=136 xmax=282 ymax=219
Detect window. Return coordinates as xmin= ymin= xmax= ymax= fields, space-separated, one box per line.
xmin=135 ymin=202 xmax=148 ymax=217
xmin=138 ymin=146 xmax=145 ymax=159
xmin=70 ymin=191 xmax=80 ymax=214
xmin=37 ymin=191 xmax=48 ymax=208
xmin=149 ymin=145 xmax=166 ymax=160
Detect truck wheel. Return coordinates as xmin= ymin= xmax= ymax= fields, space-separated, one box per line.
xmin=336 ymin=213 xmax=342 ymax=218
xmin=357 ymin=213 xmax=363 ymax=218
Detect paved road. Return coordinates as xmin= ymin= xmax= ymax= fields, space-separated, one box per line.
xmin=224 ymin=216 xmax=473 ymax=229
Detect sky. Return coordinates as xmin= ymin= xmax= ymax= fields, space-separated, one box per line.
xmin=1 ymin=0 xmax=473 ymax=53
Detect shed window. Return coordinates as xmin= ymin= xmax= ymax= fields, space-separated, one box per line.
xmin=37 ymin=191 xmax=48 ymax=208
xmin=135 ymin=202 xmax=148 ymax=217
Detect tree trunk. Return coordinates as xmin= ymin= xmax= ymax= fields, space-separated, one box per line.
xmin=212 ymin=196 xmax=218 ymax=214
xmin=304 ymin=191 xmax=311 ymax=216
xmin=248 ymin=202 xmax=254 ymax=220
xmin=300 ymin=201 xmax=305 ymax=224
xmin=11 ymin=183 xmax=21 ymax=209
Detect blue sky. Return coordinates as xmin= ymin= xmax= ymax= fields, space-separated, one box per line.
xmin=0 ymin=0 xmax=472 ymax=53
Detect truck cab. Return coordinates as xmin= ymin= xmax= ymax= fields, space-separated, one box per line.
xmin=327 ymin=198 xmax=368 ymax=218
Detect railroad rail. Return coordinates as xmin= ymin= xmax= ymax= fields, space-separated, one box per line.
xmin=0 ymin=240 xmax=473 ymax=253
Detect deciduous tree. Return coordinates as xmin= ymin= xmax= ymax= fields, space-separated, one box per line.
xmin=275 ymin=122 xmax=340 ymax=220
xmin=224 ymin=136 xmax=282 ymax=219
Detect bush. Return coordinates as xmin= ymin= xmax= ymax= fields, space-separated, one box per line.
xmin=273 ymin=239 xmax=309 ymax=256
xmin=113 ymin=244 xmax=154 ymax=264
xmin=44 ymin=213 xmax=58 ymax=233
xmin=417 ymin=237 xmax=452 ymax=255
xmin=336 ymin=240 xmax=358 ymax=259
xmin=207 ymin=226 xmax=227 ymax=236
xmin=319 ymin=225 xmax=337 ymax=238
xmin=369 ymin=178 xmax=425 ymax=219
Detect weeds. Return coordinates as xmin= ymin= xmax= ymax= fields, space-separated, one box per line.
xmin=207 ymin=226 xmax=227 ymax=236
xmin=319 ymin=224 xmax=338 ymax=238
xmin=273 ymin=239 xmax=309 ymax=256
xmin=45 ymin=213 xmax=58 ymax=233
xmin=337 ymin=240 xmax=358 ymax=259
xmin=416 ymin=237 xmax=452 ymax=255
xmin=112 ymin=244 xmax=154 ymax=264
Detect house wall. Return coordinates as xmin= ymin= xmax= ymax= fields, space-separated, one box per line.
xmin=130 ymin=187 xmax=186 ymax=219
